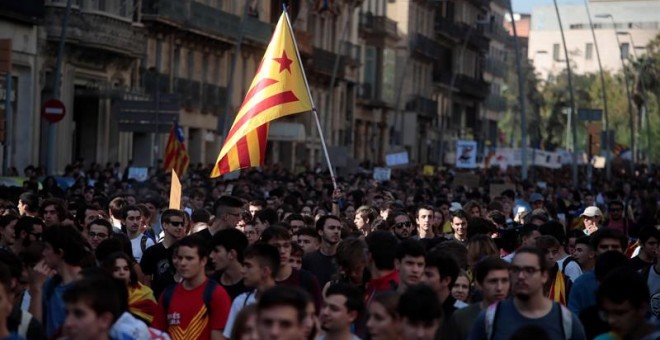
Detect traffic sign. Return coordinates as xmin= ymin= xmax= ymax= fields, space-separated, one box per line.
xmin=42 ymin=99 xmax=66 ymax=123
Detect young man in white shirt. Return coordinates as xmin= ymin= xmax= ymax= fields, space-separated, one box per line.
xmin=122 ymin=205 xmax=154 ymax=263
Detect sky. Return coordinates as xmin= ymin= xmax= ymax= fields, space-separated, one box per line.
xmin=512 ymin=0 xmax=582 ymax=14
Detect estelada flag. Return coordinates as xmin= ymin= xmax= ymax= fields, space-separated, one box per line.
xmin=164 ymin=121 xmax=190 ymax=176
xmin=211 ymin=11 xmax=313 ymax=178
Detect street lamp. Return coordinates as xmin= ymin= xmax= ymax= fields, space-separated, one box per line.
xmin=553 ymin=0 xmax=578 ymax=187
xmin=506 ymin=0 xmax=529 ymax=181
xmin=584 ymin=0 xmax=611 ymax=180
xmin=596 ymin=13 xmax=636 ymax=175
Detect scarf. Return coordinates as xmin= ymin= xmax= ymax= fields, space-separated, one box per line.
xmin=129 ymin=282 xmax=158 ymax=324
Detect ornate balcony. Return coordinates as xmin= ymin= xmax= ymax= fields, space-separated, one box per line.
xmin=359 ymin=13 xmax=398 ymax=39
xmin=435 ymin=16 xmax=465 ymax=41
xmin=406 ymin=95 xmax=438 ymax=118
xmin=410 ymin=33 xmax=441 ymax=61
xmin=45 ymin=4 xmax=144 ymax=57
xmin=243 ymin=16 xmax=274 ymax=46
xmin=455 ymin=75 xmax=490 ymax=99
xmin=310 ymin=47 xmax=345 ymax=78
xmin=142 ymin=0 xmax=240 ymax=40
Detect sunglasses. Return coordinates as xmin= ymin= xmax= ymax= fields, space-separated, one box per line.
xmin=167 ymin=221 xmax=184 ymax=227
xmin=394 ymin=221 xmax=412 ymax=229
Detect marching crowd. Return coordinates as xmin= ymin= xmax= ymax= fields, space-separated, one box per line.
xmin=0 ymin=162 xmax=659 ymax=339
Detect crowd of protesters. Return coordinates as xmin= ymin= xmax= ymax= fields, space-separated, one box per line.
xmin=0 ymin=160 xmax=658 ymax=339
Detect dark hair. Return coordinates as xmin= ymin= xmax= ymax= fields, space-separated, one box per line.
xmin=14 ymin=216 xmax=45 ymax=239
xmin=108 ymin=197 xmax=127 ymax=219
xmin=19 ymin=192 xmax=39 ymax=212
xmin=536 ymin=235 xmax=561 ymax=250
xmin=397 ymin=284 xmax=442 ymax=323
xmin=315 ymin=215 xmax=341 ymax=232
xmin=590 ymin=228 xmax=628 ymax=251
xmin=0 ymin=249 xmax=23 ymax=289
xmin=257 ymin=286 xmax=310 ymax=322
xmin=96 ymin=236 xmax=134 ymax=264
xmin=40 ymin=198 xmax=66 ymax=220
xmin=120 ymin=205 xmax=141 ymax=220
xmin=43 ymin=224 xmax=92 ymax=266
xmin=255 ymin=208 xmax=279 ymax=226
xmin=597 ymin=267 xmax=649 ymax=308
xmin=63 ymin=271 xmax=126 ymax=323
xmin=638 ymin=226 xmax=660 ymax=245
xmin=366 ymin=231 xmax=399 ymax=271
xmin=229 ymin=305 xmax=257 ymax=340
xmin=213 ymin=196 xmax=243 ymax=216
xmin=575 ymin=236 xmax=593 ymax=249
xmin=325 ymin=282 xmax=364 ymax=313
xmin=594 ymin=250 xmax=629 ymax=282
xmin=290 ymin=242 xmax=303 ymax=258
xmin=191 ymin=209 xmax=211 ymax=224
xmin=89 ymin=218 xmax=114 ymax=236
xmin=395 ymin=239 xmax=426 ymax=260
xmin=466 ymin=217 xmax=497 ymax=240
xmin=212 ymin=228 xmax=248 ymax=263
xmin=450 ymin=209 xmax=469 ymax=221
xmin=416 ymin=205 xmax=434 ymax=217
xmin=0 ymin=262 xmax=13 ymax=295
xmin=295 ymin=227 xmax=321 ymax=242
xmin=284 ymin=213 xmax=305 ymax=225
xmin=0 ymin=215 xmax=18 ymax=231
xmin=538 ymin=221 xmax=567 ymax=245
xmin=176 ymin=234 xmax=210 ymax=259
xmin=161 ymin=209 xmax=186 ymax=225
xmin=101 ymin=252 xmax=138 ymax=285
xmin=136 ymin=204 xmax=152 ymax=221
xmin=566 ymin=229 xmax=584 ymax=241
xmin=371 ymin=291 xmax=400 ymax=319
xmin=473 ymin=257 xmax=509 ymax=284
xmin=336 ymin=237 xmax=367 ymax=274
xmin=425 ymin=251 xmax=460 ymax=288
xmin=244 ymin=243 xmax=281 ymax=278
xmin=519 ymin=223 xmax=539 ymax=239
xmin=260 ymin=225 xmax=291 ymax=243
xmin=248 ymin=200 xmax=265 ymax=208
xmin=513 ymin=246 xmax=548 ymax=272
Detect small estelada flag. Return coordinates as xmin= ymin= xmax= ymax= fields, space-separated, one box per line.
xmin=211 ymin=10 xmax=313 ymax=178
xmin=164 ymin=121 xmax=190 ymax=176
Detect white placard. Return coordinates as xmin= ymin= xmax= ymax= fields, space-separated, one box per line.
xmin=456 ymin=140 xmax=478 ymax=169
xmin=373 ymin=167 xmax=392 ymax=182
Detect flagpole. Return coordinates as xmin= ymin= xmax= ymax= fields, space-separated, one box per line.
xmin=283 ymin=8 xmax=338 ymax=189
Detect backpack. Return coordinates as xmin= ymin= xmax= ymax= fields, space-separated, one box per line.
xmin=161 ymin=280 xmax=218 ymax=321
xmin=485 ymin=301 xmax=573 ymax=340
xmin=140 ymin=233 xmax=154 ymax=253
xmin=561 ymin=256 xmax=577 ymax=273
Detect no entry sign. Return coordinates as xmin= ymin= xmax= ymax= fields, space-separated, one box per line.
xmin=42 ymin=99 xmax=66 ymax=123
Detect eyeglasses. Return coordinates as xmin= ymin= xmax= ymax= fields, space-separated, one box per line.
xmin=88 ymin=232 xmax=108 ymax=239
xmin=509 ymin=266 xmax=541 ymax=276
xmin=394 ymin=221 xmax=412 ymax=229
xmin=167 ymin=220 xmax=184 ymax=227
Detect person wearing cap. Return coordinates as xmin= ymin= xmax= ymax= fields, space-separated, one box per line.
xmin=581 ymin=206 xmax=603 ymax=236
xmin=529 ymin=193 xmax=545 ymax=210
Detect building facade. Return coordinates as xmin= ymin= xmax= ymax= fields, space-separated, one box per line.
xmin=528 ymin=0 xmax=659 ymax=80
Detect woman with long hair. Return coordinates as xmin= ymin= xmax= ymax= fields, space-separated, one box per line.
xmin=366 ymin=291 xmax=402 ymax=340
xmin=102 ymin=252 xmax=157 ymax=324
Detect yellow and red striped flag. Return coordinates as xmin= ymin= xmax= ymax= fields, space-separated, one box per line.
xmin=211 ymin=11 xmax=313 ymax=178
xmin=163 ymin=121 xmax=190 ymax=176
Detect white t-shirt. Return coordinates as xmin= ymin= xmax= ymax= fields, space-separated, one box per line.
xmin=223 ymin=290 xmax=257 ymax=338
xmin=557 ymin=255 xmax=583 ymax=282
xmin=130 ymin=233 xmax=155 ymax=263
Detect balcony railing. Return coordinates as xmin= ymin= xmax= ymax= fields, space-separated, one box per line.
xmin=45 ymin=5 xmax=144 ymax=57
xmin=341 ymin=41 xmax=361 ymax=65
xmin=243 ymin=16 xmax=274 ymax=45
xmin=455 ymin=75 xmax=490 ymax=99
xmin=406 ymin=95 xmax=438 ymax=118
xmin=484 ymin=25 xmax=511 ymax=44
xmin=484 ymin=58 xmax=508 ymax=78
xmin=465 ymin=27 xmax=490 ymax=51
xmin=359 ymin=13 xmax=398 ymax=38
xmin=484 ymin=94 xmax=507 ymax=112
xmin=142 ymin=0 xmax=241 ymax=39
xmin=311 ymin=47 xmax=345 ymax=77
xmin=410 ymin=33 xmax=441 ymax=60
xmin=435 ymin=16 xmax=465 ymax=40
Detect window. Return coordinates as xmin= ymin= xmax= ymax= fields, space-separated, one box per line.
xmin=552 ymin=43 xmax=560 ymax=61
xmin=620 ymin=43 xmax=630 ymax=59
xmin=585 ymin=43 xmax=593 ymax=60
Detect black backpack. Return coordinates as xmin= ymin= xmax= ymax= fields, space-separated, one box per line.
xmin=161 ymin=280 xmax=218 ymax=321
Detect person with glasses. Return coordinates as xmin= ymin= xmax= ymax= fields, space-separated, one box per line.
xmin=140 ymin=209 xmax=187 ymax=298
xmin=468 ymin=247 xmax=586 ymax=340
xmin=387 ymin=210 xmax=413 ymax=241
xmin=595 ymin=268 xmax=660 ymax=340
xmin=603 ymin=201 xmax=633 ymax=238
xmin=12 ymin=216 xmax=44 ymax=255
xmin=87 ymin=219 xmax=113 ymax=251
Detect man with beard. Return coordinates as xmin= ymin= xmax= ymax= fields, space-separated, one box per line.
xmin=319 ymin=283 xmax=363 ymax=340
xmin=302 ymin=216 xmax=341 ymax=287
xmin=122 ymin=205 xmax=154 ymax=263
xmin=394 ymin=239 xmax=425 ymax=293
xmin=468 ymin=247 xmax=586 ymax=340
xmin=11 ymin=216 xmax=44 ymax=254
xmin=387 ymin=210 xmax=413 ymax=241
